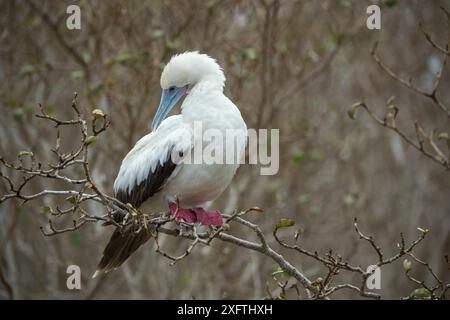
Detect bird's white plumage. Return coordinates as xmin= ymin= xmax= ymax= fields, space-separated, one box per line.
xmin=113 ymin=51 xmax=247 ymax=213
xmin=160 ymin=51 xmax=225 ymax=90
xmin=113 ymin=115 xmax=191 ymax=194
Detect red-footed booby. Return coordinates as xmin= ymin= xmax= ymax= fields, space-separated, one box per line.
xmin=93 ymin=52 xmax=247 ymax=277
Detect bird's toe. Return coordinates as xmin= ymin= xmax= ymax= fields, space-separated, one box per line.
xmin=191 ymin=207 xmax=223 ymax=227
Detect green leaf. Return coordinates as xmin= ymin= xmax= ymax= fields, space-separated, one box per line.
xmin=19 ymin=64 xmax=34 ymax=77
xmin=323 ymin=32 xmax=337 ymax=52
xmin=92 ymin=108 xmax=105 ymax=119
xmin=141 ymin=50 xmax=150 ymax=61
xmin=403 ymin=259 xmax=412 ymax=271
xmin=89 ymin=82 xmax=104 ymax=94
xmin=291 ymin=150 xmax=304 ymax=166
xmin=386 ymin=104 xmax=398 ymax=118
xmin=12 ymin=108 xmax=25 ymax=120
xmin=275 ymin=266 xmax=293 ymax=277
xmin=347 ymin=102 xmax=363 ymax=120
xmin=312 ymin=277 xmax=323 ymax=286
xmin=84 ymin=135 xmax=97 ymax=145
xmin=71 ymin=70 xmax=84 ymax=79
xmin=384 ymin=0 xmax=398 ymax=8
xmin=309 ymin=149 xmax=322 ymax=161
xmin=298 ymin=194 xmax=311 ymax=204
xmin=150 ymin=29 xmax=164 ymax=40
xmin=114 ymin=49 xmax=136 ymax=64
xmin=294 ymin=227 xmax=305 ymax=240
xmin=244 ymin=47 xmax=256 ymax=60
xmin=5 ymin=99 xmax=17 ymax=108
xmin=343 ymin=195 xmax=354 ymax=205
xmin=65 ymin=195 xmax=76 ymax=204
xmin=409 ymin=287 xmax=431 ymax=299
xmin=417 ymin=227 xmax=429 ymax=234
xmin=70 ymin=232 xmax=81 ymax=247
xmin=82 ymin=51 xmax=91 ymax=63
xmin=104 ymin=58 xmax=114 ymax=66
xmin=165 ymin=38 xmax=182 ymax=49
xmin=309 ymin=205 xmax=321 ymax=216
xmin=385 ymin=96 xmax=395 ymax=106
xmin=438 ymin=132 xmax=449 ymax=141
xmin=276 ymin=292 xmax=285 ymax=300
xmin=18 ymin=150 xmax=33 ymax=157
xmin=276 ymin=218 xmax=295 ymax=229
xmin=343 ymin=193 xmax=359 ymax=205
xmin=39 ymin=206 xmax=51 ymax=214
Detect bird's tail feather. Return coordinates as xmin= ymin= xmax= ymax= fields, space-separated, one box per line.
xmin=93 ymin=225 xmax=153 ymax=278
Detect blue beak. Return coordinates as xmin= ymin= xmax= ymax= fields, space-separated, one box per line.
xmin=151 ymin=86 xmax=187 ymax=130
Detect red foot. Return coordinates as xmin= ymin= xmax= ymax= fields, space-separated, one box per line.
xmin=168 ymin=202 xmax=223 ymax=227
xmin=168 ymin=202 xmax=196 ymax=223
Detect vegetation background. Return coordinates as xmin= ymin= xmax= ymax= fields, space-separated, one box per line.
xmin=0 ymin=0 xmax=449 ymax=299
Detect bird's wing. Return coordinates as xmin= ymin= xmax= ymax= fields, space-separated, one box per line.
xmin=94 ymin=116 xmax=191 ymax=277
xmin=113 ymin=115 xmax=192 ymax=208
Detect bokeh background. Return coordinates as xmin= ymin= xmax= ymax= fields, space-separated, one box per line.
xmin=0 ymin=0 xmax=449 ymax=299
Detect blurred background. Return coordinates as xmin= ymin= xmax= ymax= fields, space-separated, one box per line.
xmin=0 ymin=0 xmax=449 ymax=299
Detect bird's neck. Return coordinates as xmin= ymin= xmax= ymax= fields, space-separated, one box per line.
xmin=181 ymin=80 xmax=229 ymax=127
xmin=190 ymin=79 xmax=224 ymax=95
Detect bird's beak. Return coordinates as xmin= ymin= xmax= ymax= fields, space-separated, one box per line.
xmin=151 ymin=86 xmax=187 ymax=130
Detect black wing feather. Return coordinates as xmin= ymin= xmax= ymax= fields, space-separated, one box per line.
xmin=114 ymin=156 xmax=177 ymax=208
xmin=94 ymin=151 xmax=177 ymax=276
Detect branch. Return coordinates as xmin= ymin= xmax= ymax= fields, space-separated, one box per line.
xmin=347 ymin=101 xmax=450 ymax=170
xmin=1 ymin=94 xmax=448 ymax=300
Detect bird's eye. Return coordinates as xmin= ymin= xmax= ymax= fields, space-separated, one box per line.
xmin=169 ymin=86 xmax=176 ymax=92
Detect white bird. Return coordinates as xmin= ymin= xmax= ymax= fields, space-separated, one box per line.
xmin=93 ymin=51 xmax=247 ymax=277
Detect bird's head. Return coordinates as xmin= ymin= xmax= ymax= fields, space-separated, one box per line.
xmin=151 ymin=51 xmax=225 ymax=130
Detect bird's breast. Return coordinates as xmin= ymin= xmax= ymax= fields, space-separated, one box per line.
xmin=163 ymin=162 xmax=239 ymax=207
xmin=160 ymin=87 xmax=247 ymax=207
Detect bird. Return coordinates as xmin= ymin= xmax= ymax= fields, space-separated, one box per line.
xmin=93 ymin=51 xmax=247 ymax=277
